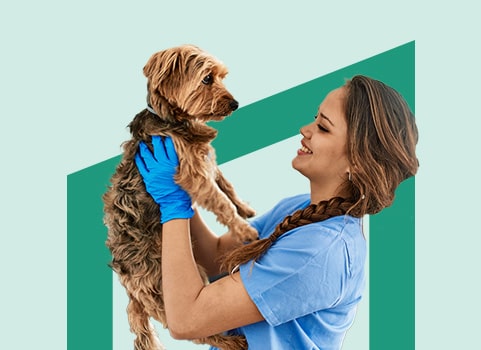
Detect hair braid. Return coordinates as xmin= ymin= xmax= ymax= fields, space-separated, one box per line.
xmin=221 ymin=197 xmax=355 ymax=274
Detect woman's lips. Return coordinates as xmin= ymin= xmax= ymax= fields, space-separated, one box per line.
xmin=297 ymin=143 xmax=312 ymax=155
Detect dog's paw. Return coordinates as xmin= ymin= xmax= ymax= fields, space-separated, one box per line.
xmin=236 ymin=204 xmax=256 ymax=219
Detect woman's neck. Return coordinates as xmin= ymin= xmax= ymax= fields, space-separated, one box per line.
xmin=309 ymin=181 xmax=349 ymax=204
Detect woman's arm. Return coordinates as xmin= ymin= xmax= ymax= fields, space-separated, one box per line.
xmin=162 ymin=218 xmax=263 ymax=340
xmin=189 ymin=207 xmax=244 ymax=276
xmin=135 ymin=137 xmax=262 ymax=338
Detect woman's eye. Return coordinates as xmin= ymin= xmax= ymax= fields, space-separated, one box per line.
xmin=317 ymin=124 xmax=329 ymax=132
xmin=202 ymin=74 xmax=213 ymax=85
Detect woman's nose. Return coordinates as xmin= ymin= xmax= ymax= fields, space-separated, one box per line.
xmin=300 ymin=123 xmax=313 ymax=137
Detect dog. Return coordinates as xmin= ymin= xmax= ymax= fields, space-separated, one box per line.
xmin=102 ymin=45 xmax=258 ymax=350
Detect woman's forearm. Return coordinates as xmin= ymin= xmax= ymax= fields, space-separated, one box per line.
xmin=161 ymin=218 xmax=264 ymax=339
xmin=189 ymin=208 xmax=243 ymax=276
xmin=161 ymin=219 xmax=205 ymax=336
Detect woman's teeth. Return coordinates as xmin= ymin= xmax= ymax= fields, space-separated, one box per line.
xmin=300 ymin=145 xmax=312 ymax=154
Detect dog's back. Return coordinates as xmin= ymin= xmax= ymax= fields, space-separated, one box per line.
xmin=103 ymin=110 xmax=169 ymax=325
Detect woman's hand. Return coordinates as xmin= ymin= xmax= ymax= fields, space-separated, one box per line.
xmin=135 ymin=135 xmax=194 ymax=223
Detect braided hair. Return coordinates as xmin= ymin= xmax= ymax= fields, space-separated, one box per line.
xmin=221 ymin=197 xmax=357 ymax=273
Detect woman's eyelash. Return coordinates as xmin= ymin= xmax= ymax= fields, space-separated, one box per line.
xmin=314 ymin=115 xmax=329 ymax=132
xmin=317 ymin=124 xmax=329 ymax=132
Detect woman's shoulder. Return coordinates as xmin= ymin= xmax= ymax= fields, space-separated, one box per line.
xmin=309 ymin=214 xmax=361 ymax=233
xmin=273 ymin=193 xmax=311 ymax=211
xmin=251 ymin=194 xmax=311 ymax=237
xmin=283 ymin=214 xmax=363 ymax=246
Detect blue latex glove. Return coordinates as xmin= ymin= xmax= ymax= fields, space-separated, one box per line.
xmin=135 ymin=136 xmax=194 ymax=224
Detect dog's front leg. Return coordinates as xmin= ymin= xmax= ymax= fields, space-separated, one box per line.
xmin=174 ymin=154 xmax=257 ymax=242
xmin=193 ymin=176 xmax=258 ymax=243
xmin=215 ymin=169 xmax=256 ymax=219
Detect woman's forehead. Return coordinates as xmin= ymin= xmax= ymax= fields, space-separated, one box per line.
xmin=317 ymin=87 xmax=347 ymax=119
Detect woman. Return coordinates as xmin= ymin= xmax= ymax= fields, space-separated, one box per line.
xmin=135 ymin=75 xmax=419 ymax=349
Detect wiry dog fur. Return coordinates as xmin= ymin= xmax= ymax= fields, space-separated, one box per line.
xmin=103 ymin=45 xmax=258 ymax=350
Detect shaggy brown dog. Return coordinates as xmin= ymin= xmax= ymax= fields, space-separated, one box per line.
xmin=103 ymin=45 xmax=258 ymax=350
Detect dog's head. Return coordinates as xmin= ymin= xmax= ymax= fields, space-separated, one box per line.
xmin=143 ymin=45 xmax=238 ymax=122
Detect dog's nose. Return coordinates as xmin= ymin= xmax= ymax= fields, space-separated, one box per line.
xmin=230 ymin=99 xmax=239 ymax=111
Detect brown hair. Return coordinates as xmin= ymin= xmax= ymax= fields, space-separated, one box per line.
xmin=221 ymin=75 xmax=419 ymax=273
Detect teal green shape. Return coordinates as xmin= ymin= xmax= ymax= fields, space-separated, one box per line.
xmin=67 ymin=41 xmax=415 ymax=350
xmin=67 ymin=161 xmax=113 ymax=350
xmin=370 ymin=177 xmax=415 ymax=350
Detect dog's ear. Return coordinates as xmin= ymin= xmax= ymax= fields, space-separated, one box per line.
xmin=143 ymin=50 xmax=183 ymax=89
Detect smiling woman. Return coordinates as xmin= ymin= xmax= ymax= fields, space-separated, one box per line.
xmin=134 ymin=75 xmax=418 ymax=350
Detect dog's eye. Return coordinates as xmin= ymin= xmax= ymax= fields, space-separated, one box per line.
xmin=202 ymin=74 xmax=213 ymax=85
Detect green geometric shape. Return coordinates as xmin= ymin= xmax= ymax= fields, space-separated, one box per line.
xmin=67 ymin=161 xmax=116 ymax=350
xmin=67 ymin=161 xmax=114 ymax=350
xmin=370 ymin=177 xmax=416 ymax=350
xmin=368 ymin=42 xmax=415 ymax=350
xmin=67 ymin=41 xmax=415 ymax=350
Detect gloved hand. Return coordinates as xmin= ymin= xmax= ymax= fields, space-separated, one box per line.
xmin=135 ymin=135 xmax=194 ymax=224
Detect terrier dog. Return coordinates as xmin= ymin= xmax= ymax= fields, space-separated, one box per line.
xmin=103 ymin=45 xmax=258 ymax=350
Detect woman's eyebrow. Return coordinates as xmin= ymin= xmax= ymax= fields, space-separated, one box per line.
xmin=320 ymin=112 xmax=334 ymax=126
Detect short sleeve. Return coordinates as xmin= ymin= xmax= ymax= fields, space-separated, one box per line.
xmin=240 ymin=222 xmax=350 ymax=327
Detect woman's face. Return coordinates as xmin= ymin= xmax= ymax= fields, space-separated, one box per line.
xmin=292 ymin=87 xmax=350 ymax=197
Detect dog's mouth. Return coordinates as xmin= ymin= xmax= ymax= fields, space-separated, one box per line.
xmin=199 ymin=109 xmax=237 ymax=122
xmin=195 ymin=115 xmax=225 ymax=123
xmin=197 ymin=109 xmax=236 ymax=122
xmin=207 ymin=99 xmax=238 ymax=121
xmin=185 ymin=98 xmax=238 ymax=122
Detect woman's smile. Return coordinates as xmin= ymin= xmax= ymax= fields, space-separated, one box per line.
xmin=297 ymin=142 xmax=313 ymax=155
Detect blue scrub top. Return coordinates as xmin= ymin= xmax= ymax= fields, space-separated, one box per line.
xmin=211 ymin=194 xmax=366 ymax=350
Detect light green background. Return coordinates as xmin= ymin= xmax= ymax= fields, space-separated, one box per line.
xmin=1 ymin=1 xmax=480 ymax=349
